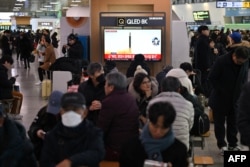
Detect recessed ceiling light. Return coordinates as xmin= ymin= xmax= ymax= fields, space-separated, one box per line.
xmin=70 ymin=4 xmax=79 ymax=7
xmin=44 ymin=5 xmax=52 ymax=8
xmin=50 ymin=2 xmax=59 ymax=5
xmin=15 ymin=3 xmax=24 ymax=6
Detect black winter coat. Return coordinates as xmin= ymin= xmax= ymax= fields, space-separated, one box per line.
xmin=208 ymin=52 xmax=249 ymax=114
xmin=78 ymin=79 xmax=106 ymax=124
xmin=237 ymin=82 xmax=250 ymax=147
xmin=0 ymin=64 xmax=15 ymax=100
xmin=40 ymin=120 xmax=105 ymax=167
xmin=119 ymin=137 xmax=188 ymax=167
xmin=28 ymin=106 xmax=60 ymax=160
xmin=62 ymin=40 xmax=83 ymax=59
xmin=0 ymin=118 xmax=37 ymax=167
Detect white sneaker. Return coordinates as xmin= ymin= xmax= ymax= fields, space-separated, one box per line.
xmin=228 ymin=146 xmax=241 ymax=151
xmin=220 ymin=146 xmax=228 ymax=156
xmin=35 ymin=81 xmax=42 ymax=85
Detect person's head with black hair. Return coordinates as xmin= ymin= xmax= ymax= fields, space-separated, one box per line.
xmin=133 ymin=73 xmax=151 ymax=96
xmin=146 ymin=99 xmax=176 ymax=139
xmin=179 ymin=62 xmax=194 ymax=76
xmin=0 ymin=56 xmax=14 ymax=70
xmin=67 ymin=33 xmax=78 ymax=46
xmin=232 ymin=46 xmax=250 ymax=65
xmin=198 ymin=25 xmax=209 ymax=36
xmin=161 ymin=76 xmax=181 ymax=93
xmin=87 ymin=62 xmax=105 ymax=84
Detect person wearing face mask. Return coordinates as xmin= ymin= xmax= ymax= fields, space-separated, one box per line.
xmin=40 ymin=92 xmax=105 ymax=167
xmin=78 ymin=62 xmax=106 ymax=125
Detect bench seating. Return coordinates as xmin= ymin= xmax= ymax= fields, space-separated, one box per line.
xmin=194 ymin=156 xmax=214 ymax=167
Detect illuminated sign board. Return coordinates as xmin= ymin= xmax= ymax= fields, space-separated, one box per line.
xmin=216 ymin=0 xmax=250 ymax=8
xmin=193 ymin=11 xmax=211 ymax=24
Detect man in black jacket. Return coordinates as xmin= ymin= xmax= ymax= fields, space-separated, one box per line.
xmin=62 ymin=33 xmax=83 ymax=60
xmin=208 ymin=46 xmax=249 ymax=155
xmin=40 ymin=92 xmax=105 ymax=167
xmin=0 ymin=56 xmax=16 ymax=100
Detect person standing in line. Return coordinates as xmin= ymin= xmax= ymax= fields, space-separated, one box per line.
xmin=237 ymin=82 xmax=250 ymax=151
xmin=1 ymin=30 xmax=13 ymax=57
xmin=193 ymin=25 xmax=213 ymax=97
xmin=208 ymin=46 xmax=249 ymax=155
xmin=19 ymin=32 xmax=33 ymax=69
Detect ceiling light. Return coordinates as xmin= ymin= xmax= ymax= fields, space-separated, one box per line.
xmin=15 ymin=3 xmax=24 ymax=6
xmin=63 ymin=7 xmax=70 ymax=10
xmin=16 ymin=0 xmax=26 ymax=2
xmin=72 ymin=0 xmax=81 ymax=2
xmin=70 ymin=4 xmax=79 ymax=7
xmin=50 ymin=2 xmax=59 ymax=5
xmin=44 ymin=5 xmax=52 ymax=8
xmin=40 ymin=8 xmax=47 ymax=11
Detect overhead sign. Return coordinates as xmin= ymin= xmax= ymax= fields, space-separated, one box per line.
xmin=193 ymin=11 xmax=211 ymax=24
xmin=216 ymin=1 xmax=250 ymax=8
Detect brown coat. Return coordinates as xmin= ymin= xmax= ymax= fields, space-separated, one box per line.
xmin=40 ymin=44 xmax=56 ymax=70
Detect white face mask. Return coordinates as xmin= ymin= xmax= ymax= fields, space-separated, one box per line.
xmin=61 ymin=111 xmax=82 ymax=127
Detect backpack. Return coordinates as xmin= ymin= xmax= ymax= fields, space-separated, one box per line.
xmin=191 ymin=112 xmax=210 ymax=136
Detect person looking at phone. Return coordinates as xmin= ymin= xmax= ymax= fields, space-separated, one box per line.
xmin=119 ymin=98 xmax=188 ymax=167
xmin=0 ymin=56 xmax=16 ymax=101
xmin=62 ymin=33 xmax=83 ymax=59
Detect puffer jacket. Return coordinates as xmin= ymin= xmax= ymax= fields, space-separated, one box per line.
xmin=154 ymin=91 xmax=194 ymax=149
xmin=0 ymin=64 xmax=15 ymax=100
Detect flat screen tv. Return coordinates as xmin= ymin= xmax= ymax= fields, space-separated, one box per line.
xmin=104 ymin=29 xmax=162 ymax=61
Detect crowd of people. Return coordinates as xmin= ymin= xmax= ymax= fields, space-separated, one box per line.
xmin=0 ymin=26 xmax=250 ymax=167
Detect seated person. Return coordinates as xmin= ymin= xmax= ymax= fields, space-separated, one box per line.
xmin=0 ymin=56 xmax=16 ymax=101
xmin=119 ymin=98 xmax=188 ymax=167
xmin=97 ymin=72 xmax=139 ymax=161
xmin=0 ymin=104 xmax=37 ymax=167
xmin=28 ymin=90 xmax=63 ymax=160
xmin=40 ymin=92 xmax=105 ymax=167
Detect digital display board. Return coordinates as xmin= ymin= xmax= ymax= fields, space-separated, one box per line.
xmin=104 ymin=29 xmax=162 ymax=61
xmin=193 ymin=11 xmax=211 ymax=24
xmin=216 ymin=0 xmax=250 ymax=8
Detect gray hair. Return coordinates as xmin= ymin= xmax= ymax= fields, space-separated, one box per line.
xmin=106 ymin=72 xmax=127 ymax=90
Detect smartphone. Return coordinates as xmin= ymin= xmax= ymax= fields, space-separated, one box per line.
xmin=143 ymin=160 xmax=168 ymax=167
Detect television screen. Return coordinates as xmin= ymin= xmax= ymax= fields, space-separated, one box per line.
xmin=193 ymin=11 xmax=211 ymax=24
xmin=104 ymin=29 xmax=162 ymax=61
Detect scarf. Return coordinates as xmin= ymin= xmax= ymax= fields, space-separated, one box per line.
xmin=140 ymin=123 xmax=175 ymax=161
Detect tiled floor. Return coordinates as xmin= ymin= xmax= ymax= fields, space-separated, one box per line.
xmin=10 ymin=53 xmax=250 ymax=167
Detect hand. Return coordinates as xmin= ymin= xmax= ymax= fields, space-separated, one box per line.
xmin=36 ymin=129 xmax=46 ymax=139
xmin=56 ymin=159 xmax=71 ymax=167
xmin=89 ymin=100 xmax=102 ymax=111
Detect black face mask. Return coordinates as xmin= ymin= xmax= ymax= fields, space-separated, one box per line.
xmin=96 ymin=74 xmax=105 ymax=83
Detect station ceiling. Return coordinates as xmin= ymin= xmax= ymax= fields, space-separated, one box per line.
xmin=0 ymin=0 xmax=89 ymax=17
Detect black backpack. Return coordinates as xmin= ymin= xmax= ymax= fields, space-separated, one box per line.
xmin=191 ymin=112 xmax=210 ymax=136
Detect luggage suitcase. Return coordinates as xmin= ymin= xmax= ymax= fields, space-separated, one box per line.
xmin=42 ymin=79 xmax=52 ymax=99
xmin=11 ymin=91 xmax=23 ymax=115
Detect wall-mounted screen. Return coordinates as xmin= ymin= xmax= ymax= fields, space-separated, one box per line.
xmin=104 ymin=29 xmax=162 ymax=61
xmin=193 ymin=11 xmax=211 ymax=24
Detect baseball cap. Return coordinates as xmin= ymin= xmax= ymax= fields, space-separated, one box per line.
xmin=47 ymin=90 xmax=64 ymax=115
xmin=61 ymin=92 xmax=86 ymax=109
xmin=230 ymin=32 xmax=242 ymax=43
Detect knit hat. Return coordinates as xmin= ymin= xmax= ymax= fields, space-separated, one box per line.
xmin=134 ymin=65 xmax=148 ymax=76
xmin=47 ymin=90 xmax=64 ymax=115
xmin=166 ymin=68 xmax=194 ymax=94
xmin=230 ymin=32 xmax=242 ymax=43
xmin=61 ymin=92 xmax=86 ymax=109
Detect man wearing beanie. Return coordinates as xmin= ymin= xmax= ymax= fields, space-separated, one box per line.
xmin=40 ymin=92 xmax=105 ymax=167
xmin=28 ymin=90 xmax=63 ymax=160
